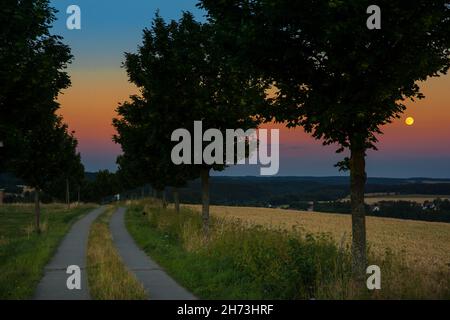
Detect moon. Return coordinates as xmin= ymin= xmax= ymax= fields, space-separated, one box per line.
xmin=405 ymin=117 xmax=415 ymax=126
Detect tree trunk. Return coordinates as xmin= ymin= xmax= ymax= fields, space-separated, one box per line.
xmin=156 ymin=189 xmax=161 ymax=204
xmin=162 ymin=188 xmax=167 ymax=209
xmin=77 ymin=185 xmax=80 ymax=203
xmin=173 ymin=187 xmax=180 ymax=214
xmin=34 ymin=189 xmax=41 ymax=234
xmin=201 ymin=167 xmax=210 ymax=236
xmin=350 ymin=147 xmax=367 ymax=278
xmin=66 ymin=178 xmax=70 ymax=209
xmin=0 ymin=189 xmax=4 ymax=205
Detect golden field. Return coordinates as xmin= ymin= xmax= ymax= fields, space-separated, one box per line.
xmin=186 ymin=204 xmax=450 ymax=272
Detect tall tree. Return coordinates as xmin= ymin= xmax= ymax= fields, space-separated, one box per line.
xmin=0 ymin=0 xmax=72 ymax=172
xmin=114 ymin=95 xmax=197 ymax=211
xmin=115 ymin=13 xmax=268 ymax=233
xmin=13 ymin=116 xmax=83 ymax=232
xmin=200 ymin=0 xmax=450 ymax=274
xmin=45 ymin=130 xmax=84 ymax=206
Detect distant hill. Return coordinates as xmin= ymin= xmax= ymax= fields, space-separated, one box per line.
xmin=171 ymin=176 xmax=450 ymax=206
xmin=84 ymin=172 xmax=98 ymax=182
xmin=3 ymin=172 xmax=450 ymax=205
xmin=0 ymin=173 xmax=24 ymax=192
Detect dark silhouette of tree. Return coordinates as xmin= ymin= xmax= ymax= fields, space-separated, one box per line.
xmin=114 ymin=95 xmax=198 ymax=212
xmin=114 ymin=12 xmax=268 ymax=229
xmin=13 ymin=116 xmax=83 ymax=232
xmin=0 ymin=0 xmax=72 ymax=172
xmin=200 ymin=0 xmax=450 ymax=275
xmin=45 ymin=131 xmax=84 ymax=207
xmin=90 ymin=170 xmax=120 ymax=201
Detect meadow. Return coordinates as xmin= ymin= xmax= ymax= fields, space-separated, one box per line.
xmin=126 ymin=200 xmax=450 ymax=299
xmin=0 ymin=203 xmax=95 ymax=299
xmin=186 ymin=205 xmax=450 ymax=272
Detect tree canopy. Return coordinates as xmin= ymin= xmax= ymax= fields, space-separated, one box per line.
xmin=0 ymin=0 xmax=72 ymax=171
xmin=114 ymin=12 xmax=268 ymax=226
xmin=200 ymin=0 xmax=450 ymax=274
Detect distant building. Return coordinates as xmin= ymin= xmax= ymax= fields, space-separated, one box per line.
xmin=17 ymin=185 xmax=35 ymax=196
xmin=422 ymin=201 xmax=437 ymax=211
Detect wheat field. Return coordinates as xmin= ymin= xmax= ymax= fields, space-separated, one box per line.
xmin=186 ymin=204 xmax=450 ymax=272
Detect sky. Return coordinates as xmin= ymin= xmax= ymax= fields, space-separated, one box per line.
xmin=51 ymin=0 xmax=450 ymax=178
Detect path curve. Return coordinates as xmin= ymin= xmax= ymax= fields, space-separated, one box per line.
xmin=33 ymin=206 xmax=106 ymax=300
xmin=110 ymin=207 xmax=196 ymax=300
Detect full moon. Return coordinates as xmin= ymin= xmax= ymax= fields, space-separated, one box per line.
xmin=405 ymin=117 xmax=415 ymax=126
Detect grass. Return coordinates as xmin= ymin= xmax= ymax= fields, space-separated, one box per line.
xmin=126 ymin=200 xmax=450 ymax=299
xmin=187 ymin=204 xmax=450 ymax=272
xmin=87 ymin=206 xmax=147 ymax=300
xmin=0 ymin=203 xmax=95 ymax=299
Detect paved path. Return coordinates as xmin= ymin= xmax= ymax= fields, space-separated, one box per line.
xmin=33 ymin=206 xmax=106 ymax=300
xmin=110 ymin=207 xmax=196 ymax=300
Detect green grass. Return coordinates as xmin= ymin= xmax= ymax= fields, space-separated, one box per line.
xmin=0 ymin=203 xmax=95 ymax=299
xmin=126 ymin=200 xmax=450 ymax=300
xmin=87 ymin=206 xmax=147 ymax=300
xmin=126 ymin=201 xmax=355 ymax=299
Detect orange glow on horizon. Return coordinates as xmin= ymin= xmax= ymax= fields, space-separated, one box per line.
xmin=57 ymin=66 xmax=450 ymax=166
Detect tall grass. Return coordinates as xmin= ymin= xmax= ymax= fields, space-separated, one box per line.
xmin=128 ymin=201 xmax=351 ymax=299
xmin=87 ymin=207 xmax=147 ymax=300
xmin=126 ymin=200 xmax=450 ymax=299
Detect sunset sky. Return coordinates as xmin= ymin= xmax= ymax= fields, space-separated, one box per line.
xmin=51 ymin=0 xmax=450 ymax=178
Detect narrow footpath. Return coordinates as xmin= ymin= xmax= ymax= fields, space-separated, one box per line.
xmin=109 ymin=207 xmax=196 ymax=300
xmin=34 ymin=206 xmax=106 ymax=300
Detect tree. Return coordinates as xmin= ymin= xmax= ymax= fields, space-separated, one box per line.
xmin=114 ymin=96 xmax=197 ymax=212
xmin=0 ymin=0 xmax=72 ymax=172
xmin=90 ymin=170 xmax=120 ymax=202
xmin=200 ymin=0 xmax=450 ymax=275
xmin=13 ymin=116 xmax=83 ymax=232
xmin=115 ymin=12 xmax=268 ymax=232
xmin=45 ymin=130 xmax=84 ymax=207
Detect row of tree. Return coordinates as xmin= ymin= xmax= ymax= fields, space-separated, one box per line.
xmin=113 ymin=1 xmax=450 ymax=277
xmin=0 ymin=0 xmax=84 ymax=231
xmin=113 ymin=12 xmax=269 ymax=234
